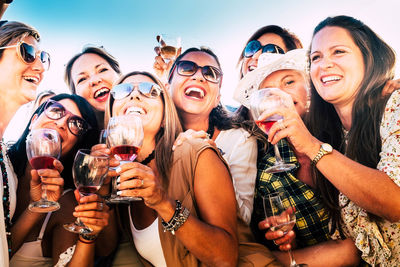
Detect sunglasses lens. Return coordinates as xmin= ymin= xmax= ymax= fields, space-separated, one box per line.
xmin=177 ymin=61 xmax=197 ymax=76
xmin=262 ymin=44 xmax=285 ymax=54
xmin=202 ymin=66 xmax=221 ymax=83
xmin=68 ymin=117 xmax=87 ymax=136
xmin=244 ymin=40 xmax=261 ymax=58
xmin=46 ymin=102 xmax=65 ymax=119
xmin=20 ymin=43 xmax=36 ymax=63
xmin=111 ymin=83 xmax=133 ymax=100
xmin=40 ymin=51 xmax=50 ymax=69
xmin=138 ymin=82 xmax=161 ymax=98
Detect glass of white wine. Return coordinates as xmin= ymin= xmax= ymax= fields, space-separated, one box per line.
xmin=157 ymin=34 xmax=181 ymax=62
xmin=263 ymin=191 xmax=307 ymax=267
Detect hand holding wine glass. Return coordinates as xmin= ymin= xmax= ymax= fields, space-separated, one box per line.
xmin=64 ymin=149 xmax=109 ymax=234
xmin=250 ymin=88 xmax=296 ymax=173
xmin=26 ymin=128 xmax=62 ymax=212
xmin=263 ymin=192 xmax=307 ymax=267
xmin=153 ymin=34 xmax=182 ymax=83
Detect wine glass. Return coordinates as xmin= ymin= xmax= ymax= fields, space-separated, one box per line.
xmin=63 ymin=149 xmax=109 ymax=234
xmin=156 ymin=34 xmax=181 ymax=62
xmin=249 ymin=88 xmax=296 ymax=173
xmin=99 ymin=129 xmax=108 ymax=144
xmin=26 ymin=128 xmax=61 ymax=213
xmin=106 ymin=115 xmax=144 ymax=203
xmin=263 ymin=192 xmax=307 ymax=267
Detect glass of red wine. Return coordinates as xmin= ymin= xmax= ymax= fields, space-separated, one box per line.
xmin=106 ymin=115 xmax=143 ymax=203
xmin=63 ymin=149 xmax=109 ymax=234
xmin=249 ymin=88 xmax=296 ymax=173
xmin=26 ymin=128 xmax=61 ymax=213
xmin=263 ymin=192 xmax=307 ymax=267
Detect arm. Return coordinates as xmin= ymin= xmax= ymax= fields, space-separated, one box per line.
xmin=118 ymin=148 xmax=238 ymax=267
xmin=262 ymin=89 xmax=400 ymax=222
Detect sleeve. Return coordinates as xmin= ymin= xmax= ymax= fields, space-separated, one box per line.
xmin=377 ymin=90 xmax=400 ymax=187
xmin=223 ymin=130 xmax=258 ymax=225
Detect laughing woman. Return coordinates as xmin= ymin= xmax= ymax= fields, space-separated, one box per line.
xmin=64 ymin=45 xmax=121 ymax=129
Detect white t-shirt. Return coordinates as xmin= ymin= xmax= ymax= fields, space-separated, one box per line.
xmin=215 ymin=128 xmax=257 ymax=225
xmin=3 ymin=101 xmax=34 ymax=145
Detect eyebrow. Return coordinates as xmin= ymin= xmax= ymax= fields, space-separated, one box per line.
xmin=76 ymin=63 xmax=106 ymax=77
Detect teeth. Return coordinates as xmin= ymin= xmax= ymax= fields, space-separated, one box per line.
xmin=94 ymin=88 xmax=110 ymax=98
xmin=23 ymin=76 xmax=39 ymax=84
xmin=322 ymin=76 xmax=341 ymax=83
xmin=184 ymin=87 xmax=205 ymax=98
xmin=125 ymin=106 xmax=145 ymax=115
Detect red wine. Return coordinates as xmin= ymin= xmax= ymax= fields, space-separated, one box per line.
xmin=29 ymin=156 xmax=56 ymax=170
xmin=111 ymin=145 xmax=140 ymax=162
xmin=255 ymin=120 xmax=277 ymax=135
xmin=78 ymin=185 xmax=100 ymax=196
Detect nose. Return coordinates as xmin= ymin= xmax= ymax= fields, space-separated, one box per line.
xmin=89 ymin=74 xmax=102 ymax=87
xmin=54 ymin=115 xmax=69 ymax=131
xmin=191 ymin=68 xmax=205 ymax=82
xmin=32 ymin=55 xmax=45 ymax=73
xmin=320 ymin=56 xmax=334 ymax=70
xmin=129 ymin=86 xmax=142 ymax=100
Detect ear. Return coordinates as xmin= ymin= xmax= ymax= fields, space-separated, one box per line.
xmin=214 ymin=93 xmax=221 ymax=108
xmin=29 ymin=114 xmax=39 ymax=130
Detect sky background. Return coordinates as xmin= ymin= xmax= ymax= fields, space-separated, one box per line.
xmin=3 ymin=0 xmax=400 ymax=106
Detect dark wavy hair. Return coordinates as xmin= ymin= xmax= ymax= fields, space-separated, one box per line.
xmin=305 ymin=15 xmax=396 ymax=235
xmin=8 ymin=94 xmax=99 ymax=189
xmin=168 ymin=47 xmax=233 ymax=132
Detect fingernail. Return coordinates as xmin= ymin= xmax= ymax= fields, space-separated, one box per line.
xmin=116 ymin=177 xmax=120 ymax=183
xmin=115 ymin=166 xmax=121 ymax=174
xmin=117 ymin=191 xmax=122 ymax=196
xmin=177 ymin=140 xmax=182 ymax=145
xmin=172 ymin=145 xmax=176 ymax=151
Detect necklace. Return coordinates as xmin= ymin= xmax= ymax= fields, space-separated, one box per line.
xmin=140 ymin=150 xmax=155 ymax=165
xmin=0 ymin=142 xmax=11 ymax=255
xmin=207 ymin=119 xmax=215 ymax=139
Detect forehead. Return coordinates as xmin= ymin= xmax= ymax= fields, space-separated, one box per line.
xmin=123 ymin=74 xmax=155 ymax=84
xmin=55 ymin=99 xmax=82 ymax=117
xmin=181 ymin=51 xmax=219 ymax=68
xmin=257 ymin=33 xmax=287 ymax=52
xmin=71 ymin=53 xmax=110 ymax=76
xmin=311 ymin=26 xmax=356 ymax=51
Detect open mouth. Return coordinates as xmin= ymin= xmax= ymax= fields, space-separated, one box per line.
xmin=321 ymin=75 xmax=342 ymax=85
xmin=184 ymin=87 xmax=205 ymax=99
xmin=125 ymin=106 xmax=145 ymax=116
xmin=23 ymin=75 xmax=40 ymax=85
xmin=248 ymin=65 xmax=257 ymax=72
xmin=94 ymin=88 xmax=110 ymax=101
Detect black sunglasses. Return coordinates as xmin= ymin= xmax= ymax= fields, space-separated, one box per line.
xmin=43 ymin=100 xmax=91 ymax=136
xmin=244 ymin=40 xmax=285 ymax=58
xmin=170 ymin=60 xmax=223 ymax=84
xmin=111 ymin=82 xmax=162 ymax=100
xmin=0 ymin=41 xmax=50 ymax=70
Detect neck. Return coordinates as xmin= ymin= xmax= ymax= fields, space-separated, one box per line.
xmin=137 ymin=135 xmax=156 ymax=163
xmin=179 ymin=112 xmax=209 ymax=132
xmin=0 ymin=96 xmax=23 ymax=138
xmin=333 ymin=102 xmax=353 ymax=131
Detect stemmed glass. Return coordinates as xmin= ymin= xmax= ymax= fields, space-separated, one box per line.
xmin=106 ymin=115 xmax=144 ymax=203
xmin=263 ymin=192 xmax=307 ymax=267
xmin=249 ymin=88 xmax=296 ymax=173
xmin=64 ymin=149 xmax=109 ymax=234
xmin=156 ymin=34 xmax=181 ymax=62
xmin=26 ymin=128 xmax=61 ymax=213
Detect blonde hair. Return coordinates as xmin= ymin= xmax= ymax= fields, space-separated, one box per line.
xmin=105 ymin=71 xmax=182 ymax=185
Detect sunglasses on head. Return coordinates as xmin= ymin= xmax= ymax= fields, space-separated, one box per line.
xmin=43 ymin=100 xmax=90 ymax=136
xmin=244 ymin=40 xmax=285 ymax=58
xmin=111 ymin=82 xmax=162 ymax=100
xmin=170 ymin=60 xmax=223 ymax=84
xmin=0 ymin=41 xmax=50 ymax=70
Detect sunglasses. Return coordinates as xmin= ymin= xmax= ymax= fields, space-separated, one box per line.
xmin=244 ymin=40 xmax=285 ymax=58
xmin=0 ymin=41 xmax=50 ymax=70
xmin=43 ymin=100 xmax=91 ymax=136
xmin=170 ymin=60 xmax=223 ymax=84
xmin=111 ymin=82 xmax=162 ymax=100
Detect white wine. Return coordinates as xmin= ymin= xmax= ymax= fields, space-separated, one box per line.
xmin=270 ymin=220 xmax=296 ymax=234
xmin=160 ymin=45 xmax=178 ymax=60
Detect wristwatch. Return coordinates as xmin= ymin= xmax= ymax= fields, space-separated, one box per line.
xmin=311 ymin=143 xmax=333 ymax=165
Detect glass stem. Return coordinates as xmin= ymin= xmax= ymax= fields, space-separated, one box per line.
xmin=273 ymin=144 xmax=284 ymax=164
xmin=288 ymin=248 xmax=297 ymax=266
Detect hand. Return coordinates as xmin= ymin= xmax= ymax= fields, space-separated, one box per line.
xmin=73 ymin=190 xmax=109 ymax=235
xmin=381 ymin=78 xmax=400 ymax=97
xmin=172 ymin=129 xmax=216 ymax=151
xmin=153 ymin=44 xmax=181 ymax=82
xmin=30 ymin=159 xmax=64 ymax=202
xmin=91 ymin=144 xmax=119 ymax=196
xmin=116 ymin=162 xmax=168 ymax=209
xmin=257 ymin=89 xmax=320 ymax=158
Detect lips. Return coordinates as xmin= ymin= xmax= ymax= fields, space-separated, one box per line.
xmin=94 ymin=87 xmax=110 ymax=102
xmin=184 ymin=86 xmax=206 ymax=100
xmin=248 ymin=65 xmax=257 ymax=72
xmin=23 ymin=75 xmax=40 ymax=85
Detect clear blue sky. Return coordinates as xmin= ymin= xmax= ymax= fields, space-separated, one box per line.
xmin=4 ymin=0 xmax=400 ymax=106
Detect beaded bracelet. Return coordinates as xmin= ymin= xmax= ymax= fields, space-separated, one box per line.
xmin=161 ymin=200 xmax=190 ymax=235
xmin=78 ymin=233 xmax=97 ymax=244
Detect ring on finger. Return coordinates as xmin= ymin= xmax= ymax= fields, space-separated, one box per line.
xmin=278 ymin=120 xmax=286 ymax=131
xmin=140 ymin=179 xmax=144 ymax=187
xmin=98 ymin=202 xmax=103 ymax=211
xmin=273 ymin=240 xmax=278 ymax=246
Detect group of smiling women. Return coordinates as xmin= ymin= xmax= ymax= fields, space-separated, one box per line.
xmin=0 ymin=7 xmax=399 ymax=267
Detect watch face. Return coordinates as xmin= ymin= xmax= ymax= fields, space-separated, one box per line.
xmin=322 ymin=143 xmax=333 ymax=153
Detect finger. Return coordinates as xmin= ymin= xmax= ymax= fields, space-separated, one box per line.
xmin=53 ymin=159 xmax=64 ymax=173
xmin=79 ymin=193 xmax=102 ymax=203
xmin=37 ymin=168 xmax=62 ymax=178
xmin=176 ymin=47 xmax=182 ymax=57
xmin=154 ymin=46 xmax=161 ymax=56
xmin=265 ymin=230 xmax=285 ymax=241
xmin=75 ymin=201 xmax=107 ymax=212
xmin=258 ymin=219 xmax=271 ymax=230
xmin=40 ymin=177 xmax=64 ymax=186
xmin=41 ymin=184 xmax=63 ymax=192
xmin=118 ymin=178 xmax=144 ymax=190
xmin=78 ymin=216 xmax=109 ymax=227
xmin=91 ymin=144 xmax=109 ymax=153
xmin=30 ymin=169 xmax=41 ymax=186
xmin=155 ymin=55 xmax=167 ymax=69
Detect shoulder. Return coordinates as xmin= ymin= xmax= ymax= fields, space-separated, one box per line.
xmin=173 ymin=138 xmax=217 ymax=161
xmin=381 ymin=90 xmax=400 ymax=132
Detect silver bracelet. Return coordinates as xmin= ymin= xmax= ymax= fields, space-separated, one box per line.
xmin=161 ymin=200 xmax=190 ymax=235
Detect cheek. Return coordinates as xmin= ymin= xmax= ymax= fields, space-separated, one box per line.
xmin=76 ymin=85 xmax=91 ymax=98
xmin=112 ymin=100 xmax=125 ymax=116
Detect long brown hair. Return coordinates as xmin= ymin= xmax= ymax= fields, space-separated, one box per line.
xmin=305 ymin=15 xmax=396 ymax=234
xmin=105 ymin=71 xmax=182 ymax=184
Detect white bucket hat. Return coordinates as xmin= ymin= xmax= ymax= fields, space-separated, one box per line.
xmin=234 ymin=48 xmax=308 ymax=108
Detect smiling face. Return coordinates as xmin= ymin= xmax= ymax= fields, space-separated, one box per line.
xmin=0 ymin=35 xmax=45 ymax=105
xmin=241 ymin=33 xmax=288 ymax=77
xmin=310 ymin=26 xmax=365 ymax=108
xmin=71 ymin=53 xmax=119 ymax=112
xmin=259 ymin=69 xmax=308 ymax=117
xmin=30 ymin=99 xmax=81 ymax=156
xmin=169 ymin=51 xmax=221 ymax=119
xmin=112 ymin=74 xmax=164 ymax=138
